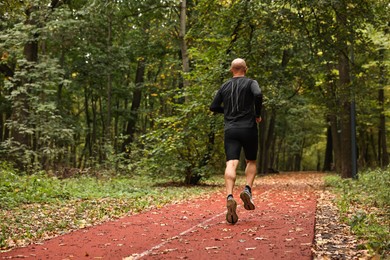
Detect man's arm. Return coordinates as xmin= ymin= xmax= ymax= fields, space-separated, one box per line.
xmin=254 ymin=93 xmax=263 ymax=118
xmin=250 ymin=80 xmax=263 ymax=118
xmin=210 ymin=90 xmax=224 ymax=114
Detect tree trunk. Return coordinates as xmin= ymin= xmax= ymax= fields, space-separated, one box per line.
xmin=258 ymin=109 xmax=276 ymax=173
xmin=269 ymin=133 xmax=277 ymax=170
xmin=323 ymin=125 xmax=333 ymax=171
xmin=0 ymin=111 xmax=10 ymax=142
xmin=357 ymin=130 xmax=368 ymax=168
xmin=339 ymin=67 xmax=352 ymax=178
xmin=264 ymin=112 xmax=276 ymax=173
xmin=179 ymin=0 xmax=190 ymax=97
xmin=121 ymin=59 xmax=145 ymax=152
xmin=106 ymin=12 xmax=113 ymax=141
xmin=79 ymin=87 xmax=92 ymax=169
xmin=275 ymin=135 xmax=284 ymax=170
xmin=336 ymin=1 xmax=353 ymax=178
xmin=378 ymin=49 xmax=389 ymax=167
xmin=294 ymin=154 xmax=301 ymax=171
xmin=114 ymin=100 xmax=120 ymax=152
xmin=369 ymin=129 xmax=378 ymax=166
xmin=0 ymin=113 xmax=2 ymax=142
xmin=91 ymin=97 xmax=98 ymax=160
xmin=258 ymin=109 xmax=266 ymax=173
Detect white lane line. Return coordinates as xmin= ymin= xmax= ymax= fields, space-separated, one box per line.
xmin=123 ymin=211 xmax=225 ymax=260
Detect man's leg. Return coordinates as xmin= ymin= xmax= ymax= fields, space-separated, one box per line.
xmin=245 ymin=159 xmax=257 ymax=188
xmin=225 ymin=159 xmax=239 ymax=196
xmin=225 ymin=159 xmax=239 ymax=224
xmin=240 ymin=159 xmax=256 ymax=210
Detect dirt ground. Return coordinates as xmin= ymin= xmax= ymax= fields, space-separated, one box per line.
xmin=1 ymin=172 xmax=324 ymax=259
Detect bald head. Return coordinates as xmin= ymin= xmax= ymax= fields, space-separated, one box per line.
xmin=230 ymin=58 xmax=247 ymax=76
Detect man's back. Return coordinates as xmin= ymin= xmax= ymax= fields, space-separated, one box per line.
xmin=210 ymin=76 xmax=262 ymax=130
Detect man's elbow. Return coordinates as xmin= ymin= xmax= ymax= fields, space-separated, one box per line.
xmin=210 ymin=106 xmax=223 ymax=113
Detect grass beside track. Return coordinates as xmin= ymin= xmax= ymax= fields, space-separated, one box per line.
xmin=325 ymin=168 xmax=390 ymax=257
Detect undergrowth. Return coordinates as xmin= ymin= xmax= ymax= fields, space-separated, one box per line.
xmin=325 ymin=168 xmax=390 ymax=257
xmin=0 ymin=162 xmax=223 ymax=250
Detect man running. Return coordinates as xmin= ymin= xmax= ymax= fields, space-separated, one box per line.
xmin=210 ymin=58 xmax=263 ymax=224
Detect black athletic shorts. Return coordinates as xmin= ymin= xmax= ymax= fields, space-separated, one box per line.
xmin=224 ymin=127 xmax=258 ymax=161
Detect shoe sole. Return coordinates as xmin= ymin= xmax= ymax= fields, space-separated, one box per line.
xmin=226 ymin=199 xmax=238 ymax=224
xmin=240 ymin=191 xmax=255 ymax=210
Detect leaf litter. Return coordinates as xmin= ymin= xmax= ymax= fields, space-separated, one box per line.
xmin=312 ymin=190 xmax=370 ymax=259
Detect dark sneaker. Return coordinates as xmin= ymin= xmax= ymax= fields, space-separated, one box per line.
xmin=240 ymin=189 xmax=255 ymax=210
xmin=226 ymin=198 xmax=238 ymax=224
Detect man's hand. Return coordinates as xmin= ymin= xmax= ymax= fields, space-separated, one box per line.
xmin=256 ymin=117 xmax=262 ymax=123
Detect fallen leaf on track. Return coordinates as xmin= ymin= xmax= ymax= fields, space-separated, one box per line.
xmin=205 ymin=246 xmax=219 ymax=250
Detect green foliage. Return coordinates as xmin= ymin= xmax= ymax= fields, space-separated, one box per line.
xmin=0 ymin=0 xmax=389 ymax=177
xmin=324 ymin=168 xmax=390 ymax=256
xmin=0 ymin=57 xmax=74 ymax=171
xmin=0 ymin=162 xmax=70 ymax=208
xmin=131 ymin=100 xmax=222 ymax=184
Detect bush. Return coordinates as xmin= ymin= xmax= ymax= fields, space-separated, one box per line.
xmin=130 ymin=102 xmax=224 ymax=185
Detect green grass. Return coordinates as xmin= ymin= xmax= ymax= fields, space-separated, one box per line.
xmin=0 ymin=162 xmax=224 ymax=249
xmin=325 ymin=168 xmax=390 ymax=257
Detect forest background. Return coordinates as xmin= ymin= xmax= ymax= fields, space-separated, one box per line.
xmin=0 ymin=0 xmax=389 ymax=184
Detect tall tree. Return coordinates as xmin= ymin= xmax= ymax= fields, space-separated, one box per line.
xmin=378 ymin=38 xmax=389 ymax=167
xmin=179 ymin=0 xmax=190 ymax=94
xmin=335 ymin=0 xmax=353 ymax=178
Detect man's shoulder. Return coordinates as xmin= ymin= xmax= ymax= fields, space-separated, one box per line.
xmin=220 ymin=79 xmax=233 ymax=88
xmin=240 ymin=77 xmax=256 ymax=84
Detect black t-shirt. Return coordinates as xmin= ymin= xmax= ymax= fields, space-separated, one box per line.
xmin=210 ymin=77 xmax=263 ymax=130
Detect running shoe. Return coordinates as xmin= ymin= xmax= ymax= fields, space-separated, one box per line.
xmin=240 ymin=189 xmax=255 ymax=210
xmin=226 ymin=198 xmax=238 ymax=224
